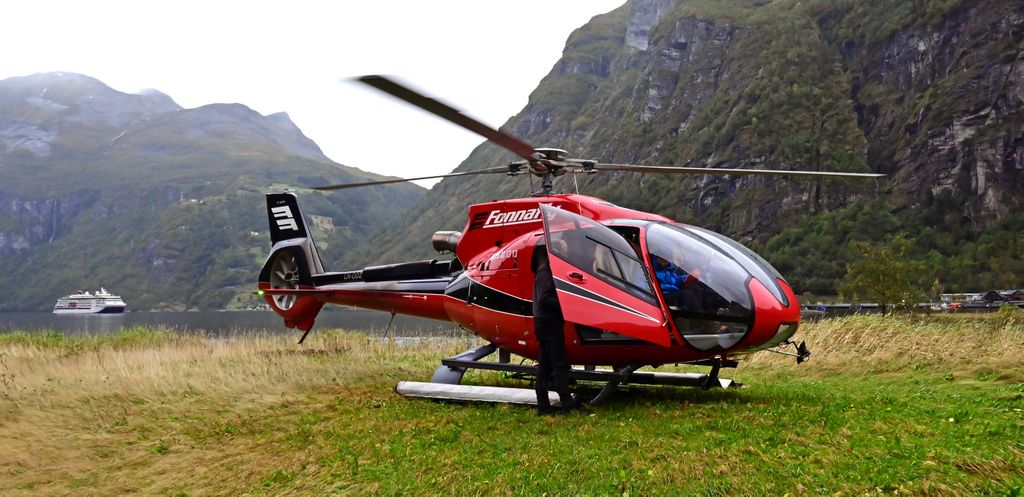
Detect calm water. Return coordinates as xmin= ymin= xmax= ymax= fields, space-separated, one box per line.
xmin=0 ymin=309 xmax=463 ymax=337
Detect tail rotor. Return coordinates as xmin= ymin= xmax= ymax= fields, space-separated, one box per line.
xmin=268 ymin=250 xmax=302 ymax=310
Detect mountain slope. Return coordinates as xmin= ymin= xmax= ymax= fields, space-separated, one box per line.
xmin=0 ymin=72 xmax=424 ymax=311
xmin=344 ymin=0 xmax=1024 ymax=294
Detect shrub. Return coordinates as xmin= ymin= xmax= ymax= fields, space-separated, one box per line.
xmin=996 ymin=303 xmax=1024 ymax=325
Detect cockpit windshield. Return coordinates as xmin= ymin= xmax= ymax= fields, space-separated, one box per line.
xmin=683 ymin=225 xmax=790 ymax=307
xmin=645 ymin=224 xmax=753 ymax=341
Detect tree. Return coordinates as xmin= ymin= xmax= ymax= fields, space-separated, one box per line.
xmin=840 ymin=236 xmax=926 ymax=313
xmin=929 ymin=278 xmax=943 ymax=302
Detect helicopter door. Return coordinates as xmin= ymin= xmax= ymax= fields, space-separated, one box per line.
xmin=539 ymin=205 xmax=671 ymax=347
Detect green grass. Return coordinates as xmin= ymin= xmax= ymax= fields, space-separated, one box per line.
xmin=0 ymin=326 xmax=178 ymax=350
xmin=1 ymin=316 xmax=1022 ymax=495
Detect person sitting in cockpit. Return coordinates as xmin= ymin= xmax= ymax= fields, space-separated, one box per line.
xmin=652 ymin=255 xmax=701 ymax=311
xmin=653 ymin=256 xmax=687 ymax=291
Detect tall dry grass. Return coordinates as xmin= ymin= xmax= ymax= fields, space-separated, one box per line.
xmin=1 ymin=329 xmax=464 ymax=414
xmin=0 ymin=328 xmax=473 ymax=495
xmin=746 ymin=313 xmax=1024 ymax=381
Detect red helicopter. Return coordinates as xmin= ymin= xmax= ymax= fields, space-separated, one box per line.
xmin=258 ymin=76 xmax=882 ymax=405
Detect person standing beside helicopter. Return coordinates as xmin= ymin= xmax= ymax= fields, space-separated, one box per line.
xmin=531 ymin=239 xmax=576 ymax=415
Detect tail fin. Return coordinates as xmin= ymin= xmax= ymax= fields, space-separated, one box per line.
xmin=265 ymin=192 xmax=324 ymax=275
xmin=259 ymin=192 xmax=326 ymax=332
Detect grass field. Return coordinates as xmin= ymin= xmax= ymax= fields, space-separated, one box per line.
xmin=1 ymin=314 xmax=1022 ymax=496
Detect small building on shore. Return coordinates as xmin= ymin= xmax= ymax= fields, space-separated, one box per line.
xmin=941 ymin=289 xmax=1024 ymax=304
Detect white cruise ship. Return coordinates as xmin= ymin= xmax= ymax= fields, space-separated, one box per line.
xmin=52 ymin=288 xmax=127 ymax=314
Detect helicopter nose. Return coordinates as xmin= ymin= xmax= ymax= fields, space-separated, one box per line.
xmin=741 ymin=277 xmax=801 ymax=350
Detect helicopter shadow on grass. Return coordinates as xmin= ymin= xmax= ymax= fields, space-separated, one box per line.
xmin=564 ymin=380 xmax=825 ymax=413
xmin=576 ymin=384 xmax=742 ymax=410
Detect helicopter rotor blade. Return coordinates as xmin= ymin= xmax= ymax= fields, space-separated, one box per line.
xmin=357 ymin=75 xmax=544 ymax=170
xmin=312 ymin=166 xmax=515 ymax=191
xmin=587 ymin=163 xmax=885 ymax=179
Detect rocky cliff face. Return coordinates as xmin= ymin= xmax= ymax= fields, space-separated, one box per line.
xmin=0 ymin=189 xmax=99 ymax=256
xmin=828 ymin=1 xmax=1024 ymax=220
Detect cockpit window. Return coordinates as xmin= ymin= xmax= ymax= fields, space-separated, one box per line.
xmin=543 ymin=206 xmax=657 ymax=304
xmin=646 ymin=224 xmax=753 ymax=339
xmin=682 ymin=226 xmax=790 ymax=307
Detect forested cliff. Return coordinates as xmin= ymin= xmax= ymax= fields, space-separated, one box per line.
xmin=345 ymin=0 xmax=1024 ymax=295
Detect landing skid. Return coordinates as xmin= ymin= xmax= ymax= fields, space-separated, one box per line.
xmin=395 ymin=344 xmax=740 ymax=406
xmin=396 ymin=381 xmax=570 ymax=407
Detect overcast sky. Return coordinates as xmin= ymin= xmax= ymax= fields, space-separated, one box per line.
xmin=0 ymin=1 xmax=626 ymax=187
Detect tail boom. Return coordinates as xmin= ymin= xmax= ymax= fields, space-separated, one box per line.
xmin=259 ymin=192 xmax=457 ymax=332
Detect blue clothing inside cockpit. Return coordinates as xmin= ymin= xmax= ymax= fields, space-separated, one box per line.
xmin=653 ymin=259 xmax=690 ymax=294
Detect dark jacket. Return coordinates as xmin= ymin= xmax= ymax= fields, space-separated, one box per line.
xmin=531 ymin=246 xmax=563 ymax=322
